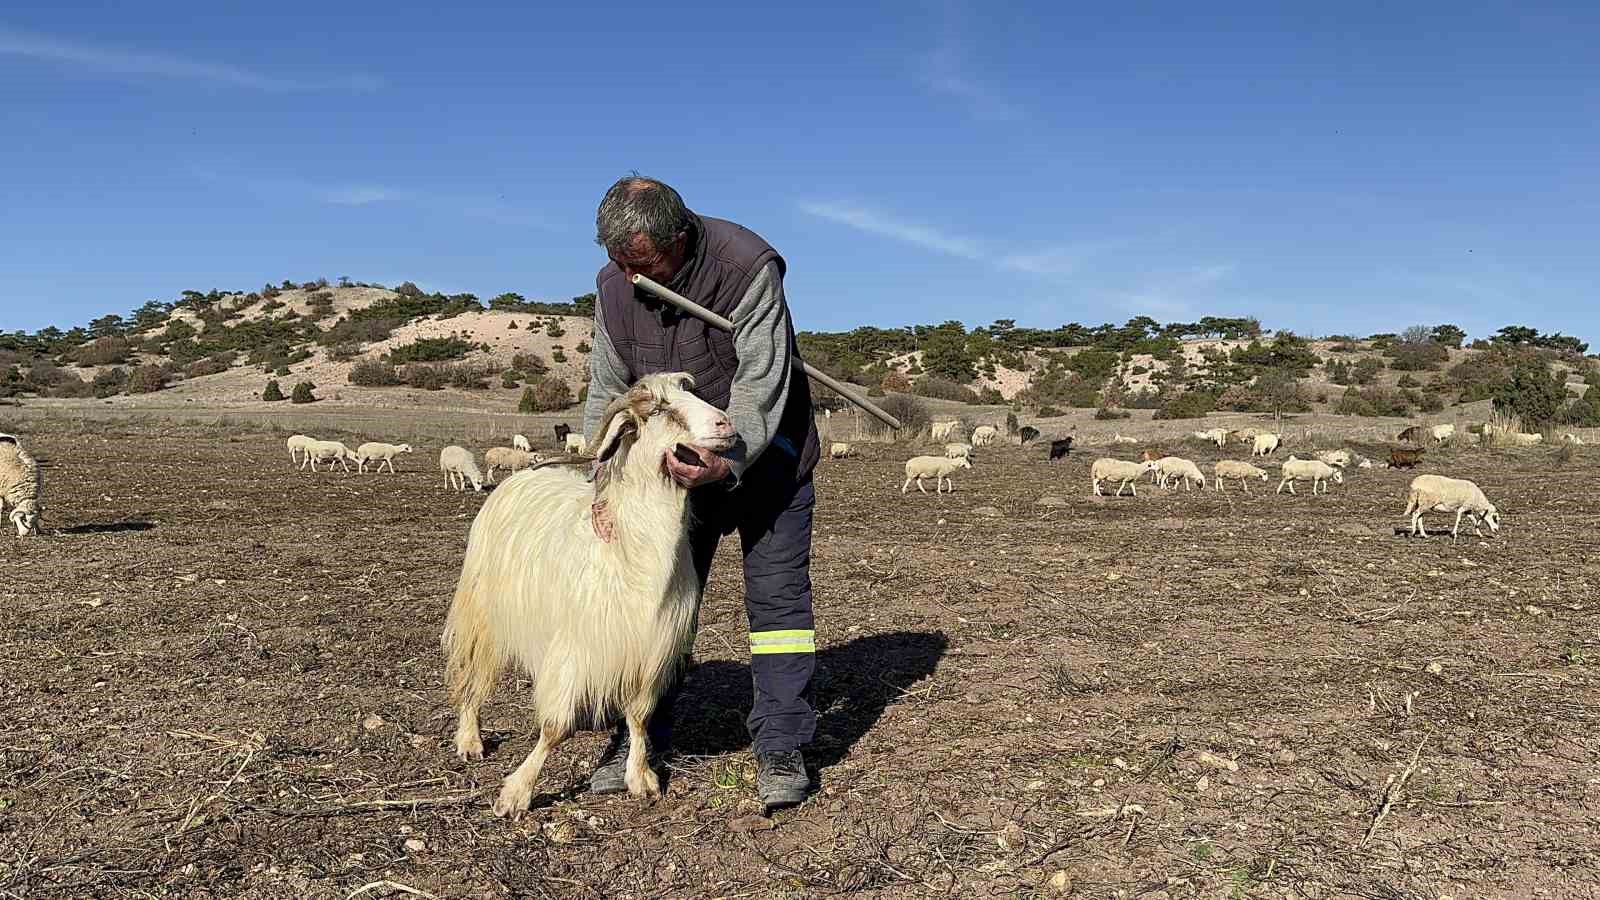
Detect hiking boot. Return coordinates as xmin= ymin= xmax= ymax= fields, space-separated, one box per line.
xmin=587 ymin=730 xmax=632 ymax=795
xmin=755 ymin=749 xmax=810 ymax=810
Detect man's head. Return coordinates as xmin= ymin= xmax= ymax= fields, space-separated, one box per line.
xmin=595 ymin=174 xmax=693 ymax=283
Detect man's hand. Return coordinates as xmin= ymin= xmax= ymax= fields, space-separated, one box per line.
xmin=663 ymin=445 xmax=732 ymax=488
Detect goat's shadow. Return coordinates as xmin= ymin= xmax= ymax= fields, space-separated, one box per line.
xmin=670 ymin=630 xmax=948 ymax=769
xmin=55 ymin=520 xmax=158 ymax=535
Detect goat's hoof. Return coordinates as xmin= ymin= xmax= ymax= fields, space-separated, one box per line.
xmin=626 ymin=770 xmax=661 ymax=800
xmin=455 ymin=736 xmax=484 ymax=762
xmin=493 ymin=781 xmax=532 ymax=819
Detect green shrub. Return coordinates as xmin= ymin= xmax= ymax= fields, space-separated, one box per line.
xmin=1352 ymin=357 xmax=1383 ymax=385
xmin=447 ymin=364 xmax=488 ymax=390
xmin=186 ymin=356 xmax=230 ymax=378
xmin=290 ymin=382 xmax=317 ymax=403
xmin=1389 ymin=340 xmax=1450 ymax=372
xmin=126 ymin=364 xmax=166 ymax=394
xmin=546 ymin=321 xmax=566 ymax=339
xmin=501 ymin=371 xmax=522 ymax=389
xmin=349 ymin=359 xmax=402 ymax=386
xmin=512 ymin=353 xmax=548 ymax=376
xmin=274 ymin=364 xmax=291 ymax=377
xmin=387 ymin=336 xmax=477 ymax=364
xmin=519 ymin=378 xmax=573 ymax=412
xmin=976 ymin=386 xmax=1004 ymax=405
xmin=1036 ymin=405 xmax=1064 ymax=418
xmin=71 ymin=336 xmax=133 ymax=367
xmin=552 ymin=349 xmax=568 ymax=364
xmin=402 ymin=365 xmax=447 ymax=390
xmin=1094 ymin=406 xmax=1131 ymax=420
xmin=881 ymin=370 xmax=912 ymax=393
xmin=1396 ymin=373 xmax=1420 ymax=388
xmin=576 ymin=341 xmax=591 ymax=354
xmin=866 ymin=394 xmax=929 ymax=437
xmin=1336 ymin=386 xmax=1411 ymax=417
xmin=912 ymin=376 xmax=979 ymax=403
xmin=93 ymin=367 xmax=128 ymax=398
xmin=328 ymin=342 xmax=362 ymax=362
xmin=1494 ymin=359 xmax=1567 ymax=429
xmin=262 ymin=379 xmax=285 ymax=401
xmin=1152 ymin=391 xmax=1217 ymax=419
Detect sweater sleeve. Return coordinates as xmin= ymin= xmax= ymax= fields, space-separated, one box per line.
xmin=724 ymin=261 xmax=794 ymax=482
xmin=581 ymin=294 xmax=632 ymax=443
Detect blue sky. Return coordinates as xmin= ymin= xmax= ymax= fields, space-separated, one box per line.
xmin=2 ymin=1 xmax=1597 ymax=343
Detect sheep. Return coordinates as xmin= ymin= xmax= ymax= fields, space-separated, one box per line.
xmin=1191 ymin=428 xmax=1228 ymax=447
xmin=1090 ymin=458 xmax=1159 ymax=497
xmin=355 ymin=441 xmax=413 ymax=474
xmin=1403 ymin=474 xmax=1500 ymax=542
xmin=1562 ymin=432 xmax=1585 ymax=446
xmin=1155 ymin=456 xmax=1206 ymax=491
xmin=931 ymin=420 xmax=959 ymax=442
xmin=1431 ymin=424 xmax=1456 ymax=445
xmin=0 ymin=434 xmax=42 ymax=536
xmin=1504 ymin=432 xmax=1544 ymax=448
xmin=440 ymin=445 xmax=485 ymax=492
xmin=513 ymin=434 xmax=531 ymax=452
xmin=485 ymin=446 xmax=539 ymax=483
xmin=971 ymin=425 xmax=999 ymax=447
xmin=1276 ymin=455 xmax=1343 ymax=495
xmin=286 ymin=434 xmax=316 ymax=465
xmin=1312 ymin=449 xmax=1352 ymax=468
xmin=1048 ymin=437 xmax=1073 ymax=461
xmin=944 ymin=442 xmax=973 ymax=460
xmin=554 ymin=423 xmax=573 ymax=446
xmin=902 ymin=455 xmax=972 ymax=494
xmin=442 ymin=372 xmax=737 ymax=816
xmin=1228 ymin=427 xmax=1260 ymax=444
xmin=1018 ymin=426 xmax=1040 ymax=445
xmin=828 ymin=441 xmax=853 ymax=459
xmin=1252 ymin=433 xmax=1282 ymax=457
xmin=1110 ymin=433 xmax=1139 ymax=446
xmin=565 ymin=433 xmax=588 ymax=454
xmin=1397 ymin=425 xmax=1429 ymax=445
xmin=1352 ymin=452 xmax=1375 ymax=468
xmin=1389 ymin=447 xmax=1426 ymax=469
xmin=302 ymin=440 xmax=357 ymax=473
xmin=1213 ymin=459 xmax=1268 ymax=492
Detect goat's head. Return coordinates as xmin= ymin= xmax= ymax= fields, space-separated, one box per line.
xmin=590 ymin=373 xmax=735 ymax=481
xmin=11 ymin=500 xmax=39 ymax=537
xmin=1482 ymin=503 xmax=1501 ymax=532
xmin=398 ymin=444 xmax=413 ymax=454
xmin=1330 ymin=468 xmax=1345 ymax=484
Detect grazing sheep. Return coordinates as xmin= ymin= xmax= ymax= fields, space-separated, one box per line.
xmin=0 ymin=434 xmax=42 ymax=536
xmin=1352 ymin=452 xmax=1375 ymax=468
xmin=971 ymin=425 xmax=999 ymax=447
xmin=1155 ymin=456 xmax=1206 ymax=491
xmin=1312 ymin=449 xmax=1352 ymax=468
xmin=1277 ymin=456 xmax=1343 ymax=495
xmin=1018 ymin=426 xmax=1040 ymax=445
xmin=1398 ymin=425 xmax=1430 ymax=445
xmin=944 ymin=442 xmax=973 ymax=460
xmin=1228 ymin=428 xmax=1260 ymax=444
xmin=1252 ymin=433 xmax=1282 ymax=457
xmin=1090 ymin=458 xmax=1159 ymax=497
xmin=355 ymin=442 xmax=413 ymax=474
xmin=1388 ymin=447 xmax=1426 ymax=469
xmin=554 ymin=424 xmax=573 ymax=446
xmin=1562 ymin=432 xmax=1585 ymax=446
xmin=485 ymin=446 xmax=539 ymax=483
xmin=1048 ymin=437 xmax=1074 ymax=461
xmin=565 ymin=433 xmax=588 ymax=454
xmin=1192 ymin=428 xmax=1228 ymax=447
xmin=828 ymin=441 xmax=853 ymax=459
xmin=303 ymin=440 xmax=357 ymax=473
xmin=931 ymin=420 xmax=959 ymax=442
xmin=1110 ymin=433 xmax=1139 ymax=446
xmin=286 ymin=434 xmax=317 ymax=465
xmin=440 ymin=446 xmax=485 ymax=492
xmin=1504 ymin=432 xmax=1544 ymax=447
xmin=902 ymin=455 xmax=972 ymax=494
xmin=1213 ymin=459 xmax=1268 ymax=492
xmin=1431 ymin=424 xmax=1456 ymax=445
xmin=1403 ymin=474 xmax=1500 ymax=542
xmin=513 ymin=434 xmax=531 ymax=452
xmin=442 ymin=372 xmax=737 ymax=816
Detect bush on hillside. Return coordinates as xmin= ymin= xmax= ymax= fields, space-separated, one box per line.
xmin=387 ymin=336 xmax=476 ymax=364
xmin=862 ymin=394 xmax=930 ymax=438
xmin=1152 ymin=391 xmax=1217 ymax=420
xmin=262 ymin=379 xmax=285 ymax=401
xmin=1494 ymin=358 xmax=1567 ymax=429
xmin=552 ymin=349 xmax=567 ymax=364
xmin=912 ymin=376 xmax=980 ymax=403
xmin=501 ymin=371 xmax=522 ymax=389
xmin=1035 ymin=405 xmax=1064 ymax=418
xmin=185 ymin=356 xmax=231 ymax=378
xmin=447 ymin=364 xmax=489 ymax=390
xmin=881 ymin=370 xmax=912 ymax=393
xmin=328 ymin=342 xmax=362 ymax=362
xmin=290 ymin=382 xmax=317 ymax=403
xmin=93 ymin=367 xmax=128 ymax=398
xmin=401 ymin=365 xmax=447 ymax=390
xmin=70 ymin=336 xmax=133 ymax=367
xmin=976 ymin=386 xmax=1004 ymax=405
xmin=1094 ymin=406 xmax=1131 ymax=420
xmin=519 ymin=378 xmax=574 ymax=412
xmin=1335 ymin=386 xmax=1411 ymax=417
xmin=349 ymin=359 xmax=402 ymax=386
xmin=126 ymin=365 xmax=166 ymax=394
xmin=512 ymin=353 xmax=548 ymax=376
xmin=1388 ymin=340 xmax=1450 ymax=371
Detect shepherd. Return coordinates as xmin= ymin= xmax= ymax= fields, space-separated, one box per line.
xmin=581 ymin=174 xmax=819 ymax=810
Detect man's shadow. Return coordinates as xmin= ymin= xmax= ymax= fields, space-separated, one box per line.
xmin=670 ymin=630 xmax=948 ymax=768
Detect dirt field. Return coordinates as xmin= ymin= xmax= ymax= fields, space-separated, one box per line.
xmin=4 ymin=415 xmax=1599 ymax=899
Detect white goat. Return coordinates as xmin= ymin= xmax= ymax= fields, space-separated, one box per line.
xmin=286 ymin=434 xmax=316 ymax=465
xmin=1252 ymin=433 xmax=1282 ymax=457
xmin=971 ymin=425 xmax=998 ymax=447
xmin=485 ymin=446 xmax=539 ymax=483
xmin=1312 ymin=449 xmax=1352 ymax=469
xmin=1277 ymin=456 xmax=1342 ymax=495
xmin=944 ymin=442 xmax=973 ymax=459
xmin=513 ymin=434 xmax=531 ymax=452
xmin=442 ymin=373 xmax=735 ymax=817
xmin=565 ymin=432 xmax=588 ymax=455
xmin=440 ymin=446 xmax=485 ymax=492
xmin=828 ymin=441 xmax=853 ymax=459
xmin=302 ymin=440 xmax=357 ymax=473
xmin=902 ymin=455 xmax=972 ymax=494
xmin=1213 ymin=459 xmax=1268 ymax=492
xmin=931 ymin=420 xmax=959 ymax=442
xmin=1155 ymin=456 xmax=1206 ymax=491
xmin=1091 ymin=458 xmax=1159 ymax=497
xmin=1403 ymin=474 xmax=1500 ymax=542
xmin=0 ymin=434 xmax=42 ymax=536
xmin=356 ymin=442 xmax=412 ymax=474
xmin=1431 ymin=424 xmax=1455 ymax=445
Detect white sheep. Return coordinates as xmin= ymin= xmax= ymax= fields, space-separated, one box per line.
xmin=944 ymin=442 xmax=973 ymax=459
xmin=931 ymin=420 xmax=960 ymax=442
xmin=1505 ymin=432 xmax=1544 ymax=447
xmin=440 ymin=445 xmax=485 ymax=492
xmin=971 ymin=425 xmax=998 ymax=447
xmin=1213 ymin=459 xmax=1268 ymax=492
xmin=1276 ymin=455 xmax=1343 ymax=495
xmin=1155 ymin=456 xmax=1206 ymax=491
xmin=355 ymin=442 xmax=413 ymax=474
xmin=1312 ymin=449 xmax=1352 ymax=468
xmin=1252 ymin=433 xmax=1282 ymax=457
xmin=442 ymin=373 xmax=736 ymax=816
xmin=1403 ymin=474 xmax=1500 ymax=542
xmin=1431 ymin=424 xmax=1456 ymax=445
xmin=302 ymin=440 xmax=357 ymax=473
xmin=565 ymin=432 xmax=588 ymax=454
xmin=286 ymin=434 xmax=316 ymax=465
xmin=1562 ymin=433 xmax=1585 ymax=446
xmin=513 ymin=434 xmax=531 ymax=452
xmin=0 ymin=434 xmax=43 ymax=536
xmin=1090 ymin=458 xmax=1159 ymax=497
xmin=828 ymin=441 xmax=853 ymax=459
xmin=902 ymin=455 xmax=972 ymax=494
xmin=1110 ymin=433 xmax=1139 ymax=446
xmin=485 ymin=446 xmax=539 ymax=482
xmin=1193 ymin=427 xmax=1228 ymax=447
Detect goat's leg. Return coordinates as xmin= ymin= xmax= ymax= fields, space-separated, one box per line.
xmin=493 ymin=722 xmax=570 ymax=819
xmin=917 ymin=475 xmax=927 ymax=494
xmin=622 ymin=707 xmax=661 ymax=799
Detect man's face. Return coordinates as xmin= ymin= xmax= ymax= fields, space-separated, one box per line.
xmin=610 ymin=231 xmax=688 ymax=284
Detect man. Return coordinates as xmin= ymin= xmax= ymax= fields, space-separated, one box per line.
xmin=581 ymin=175 xmax=821 ymax=809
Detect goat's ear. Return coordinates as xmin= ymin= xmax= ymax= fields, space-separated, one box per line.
xmin=594 ymin=415 xmax=637 ymax=465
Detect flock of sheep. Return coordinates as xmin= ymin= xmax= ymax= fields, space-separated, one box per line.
xmin=285 ymin=426 xmax=591 ymax=493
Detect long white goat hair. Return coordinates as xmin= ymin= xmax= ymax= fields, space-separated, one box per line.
xmin=441 ymin=372 xmax=734 ymax=819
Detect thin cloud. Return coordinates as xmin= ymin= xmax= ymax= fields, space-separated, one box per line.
xmin=191 ymin=165 xmax=559 ymax=229
xmin=321 ymin=185 xmax=390 ymax=206
xmin=0 ymin=25 xmax=379 ymax=92
xmin=1110 ymin=265 xmax=1237 ymax=320
xmin=798 ymin=200 xmax=985 ymax=260
xmin=916 ymin=0 xmax=1022 ymax=122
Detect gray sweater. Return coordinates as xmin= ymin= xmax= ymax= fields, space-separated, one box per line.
xmin=581 ymin=261 xmax=793 ymax=483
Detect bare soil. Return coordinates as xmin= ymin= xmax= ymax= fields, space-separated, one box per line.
xmin=3 ymin=414 xmax=1599 ymax=899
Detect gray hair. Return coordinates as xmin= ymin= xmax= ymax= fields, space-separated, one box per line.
xmin=594 ymin=174 xmax=692 ymax=255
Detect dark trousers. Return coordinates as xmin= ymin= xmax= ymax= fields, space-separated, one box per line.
xmin=647 ymin=465 xmax=817 ymax=754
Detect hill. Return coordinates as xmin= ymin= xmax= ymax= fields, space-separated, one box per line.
xmin=2 ymin=281 xmax=1597 ymax=432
